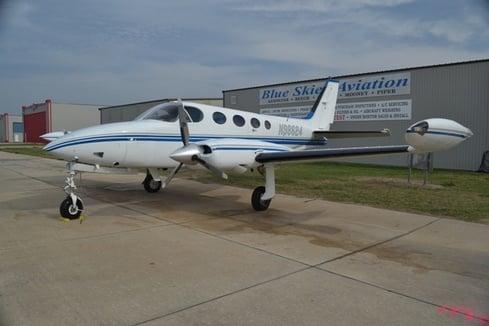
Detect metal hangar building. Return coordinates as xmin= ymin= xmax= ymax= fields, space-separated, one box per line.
xmin=0 ymin=113 xmax=23 ymax=143
xmin=222 ymin=59 xmax=489 ymax=171
xmin=22 ymin=99 xmax=100 ymax=143
xmin=99 ymin=98 xmax=222 ymax=124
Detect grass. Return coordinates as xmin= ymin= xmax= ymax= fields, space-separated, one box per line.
xmin=190 ymin=162 xmax=489 ymax=223
xmin=0 ymin=145 xmax=57 ymax=159
xmin=2 ymin=145 xmax=488 ymax=222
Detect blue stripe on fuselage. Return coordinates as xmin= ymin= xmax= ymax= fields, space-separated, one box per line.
xmin=44 ymin=134 xmax=324 ymax=151
xmin=405 ymin=130 xmax=469 ymax=139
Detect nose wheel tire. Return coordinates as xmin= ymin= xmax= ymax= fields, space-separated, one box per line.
xmin=251 ymin=186 xmax=271 ymax=211
xmin=60 ymin=197 xmax=83 ymax=220
xmin=143 ymin=174 xmax=162 ymax=193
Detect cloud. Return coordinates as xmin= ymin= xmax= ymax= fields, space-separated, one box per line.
xmin=0 ymin=1 xmax=34 ymax=30
xmin=235 ymin=0 xmax=415 ymax=12
xmin=0 ymin=0 xmax=488 ymax=114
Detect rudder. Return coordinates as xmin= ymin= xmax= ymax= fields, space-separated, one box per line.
xmin=305 ymin=80 xmax=339 ymax=131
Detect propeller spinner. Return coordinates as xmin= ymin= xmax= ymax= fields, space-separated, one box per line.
xmin=167 ymin=99 xmax=228 ymax=182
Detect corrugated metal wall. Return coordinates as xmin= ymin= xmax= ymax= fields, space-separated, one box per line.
xmin=100 ymin=100 xmax=168 ymax=124
xmin=223 ymin=60 xmax=489 ymax=171
xmin=100 ymin=99 xmax=223 ymax=124
xmin=52 ymin=103 xmax=100 ymax=132
xmin=0 ymin=114 xmax=7 ymax=142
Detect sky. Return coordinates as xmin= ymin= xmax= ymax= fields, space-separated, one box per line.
xmin=0 ymin=0 xmax=488 ymax=114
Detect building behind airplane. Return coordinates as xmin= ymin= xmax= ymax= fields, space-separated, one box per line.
xmin=223 ymin=59 xmax=489 ymax=171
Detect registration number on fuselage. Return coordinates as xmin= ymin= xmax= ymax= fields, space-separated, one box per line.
xmin=278 ymin=123 xmax=303 ymax=136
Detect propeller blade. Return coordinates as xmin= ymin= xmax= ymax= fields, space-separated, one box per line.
xmin=162 ymin=163 xmax=183 ymax=189
xmin=177 ymin=98 xmax=190 ymax=146
xmin=193 ymin=156 xmax=228 ymax=180
xmin=173 ymin=101 xmax=227 ymax=180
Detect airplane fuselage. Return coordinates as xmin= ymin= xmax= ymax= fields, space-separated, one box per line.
xmin=44 ymin=102 xmax=326 ymax=169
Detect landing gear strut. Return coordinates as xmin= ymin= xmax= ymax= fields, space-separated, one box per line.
xmin=251 ymin=164 xmax=275 ymax=211
xmin=60 ymin=163 xmax=83 ymax=219
xmin=143 ymin=169 xmax=162 ymax=193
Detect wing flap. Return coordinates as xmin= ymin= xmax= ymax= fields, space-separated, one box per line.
xmin=314 ymin=129 xmax=390 ymax=139
xmin=255 ymin=145 xmax=411 ymax=164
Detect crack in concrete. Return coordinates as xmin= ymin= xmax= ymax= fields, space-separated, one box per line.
xmin=314 ymin=217 xmax=441 ymax=266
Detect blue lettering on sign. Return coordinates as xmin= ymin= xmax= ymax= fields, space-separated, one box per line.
xmin=293 ymin=85 xmax=324 ymax=96
xmin=339 ymin=77 xmax=409 ymax=92
xmin=292 ymin=87 xmax=302 ymax=97
xmin=262 ymin=75 xmax=408 ymax=104
xmin=261 ymin=89 xmax=290 ymax=99
xmin=262 ymin=90 xmax=272 ymax=99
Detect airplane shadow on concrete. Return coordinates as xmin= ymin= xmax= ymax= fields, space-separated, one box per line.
xmin=8 ymin=174 xmax=340 ymax=244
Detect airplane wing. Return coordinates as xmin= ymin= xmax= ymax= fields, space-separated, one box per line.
xmin=255 ymin=145 xmax=411 ymax=164
xmin=313 ymin=129 xmax=390 ymax=139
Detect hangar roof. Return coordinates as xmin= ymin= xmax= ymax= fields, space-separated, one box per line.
xmin=222 ymin=58 xmax=489 ymax=93
xmin=99 ymin=98 xmax=222 ymax=111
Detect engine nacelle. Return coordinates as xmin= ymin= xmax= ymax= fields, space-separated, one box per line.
xmin=405 ymin=118 xmax=473 ymax=153
xmin=196 ymin=138 xmax=290 ymax=171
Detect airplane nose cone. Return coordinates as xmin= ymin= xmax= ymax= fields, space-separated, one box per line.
xmin=170 ymin=144 xmax=202 ymax=164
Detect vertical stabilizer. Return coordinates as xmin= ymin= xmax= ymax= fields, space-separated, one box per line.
xmin=305 ymin=80 xmax=339 ymax=130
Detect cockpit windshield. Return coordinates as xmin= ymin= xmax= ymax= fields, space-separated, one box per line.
xmin=134 ymin=103 xmax=179 ymax=122
xmin=134 ymin=102 xmax=204 ymax=123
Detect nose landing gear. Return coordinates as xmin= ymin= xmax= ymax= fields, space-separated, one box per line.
xmin=60 ymin=196 xmax=83 ymax=219
xmin=60 ymin=163 xmax=84 ymax=220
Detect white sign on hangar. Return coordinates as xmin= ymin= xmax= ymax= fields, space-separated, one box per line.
xmin=259 ymin=72 xmax=412 ymax=121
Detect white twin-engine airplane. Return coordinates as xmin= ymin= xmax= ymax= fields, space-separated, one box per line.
xmin=42 ymin=80 xmax=473 ymax=219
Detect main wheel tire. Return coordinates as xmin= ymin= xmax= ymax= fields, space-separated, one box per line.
xmin=143 ymin=174 xmax=162 ymax=193
xmin=251 ymin=186 xmax=271 ymax=211
xmin=60 ymin=197 xmax=83 ymax=220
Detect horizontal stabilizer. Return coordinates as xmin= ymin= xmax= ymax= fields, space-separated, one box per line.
xmin=314 ymin=129 xmax=390 ymax=139
xmin=40 ymin=131 xmax=68 ymax=142
xmin=255 ymin=145 xmax=411 ymax=164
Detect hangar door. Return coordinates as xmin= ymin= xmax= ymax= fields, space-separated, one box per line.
xmin=24 ymin=111 xmax=47 ymax=143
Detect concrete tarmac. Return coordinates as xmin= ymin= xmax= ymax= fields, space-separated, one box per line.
xmin=0 ymin=151 xmax=488 ymax=326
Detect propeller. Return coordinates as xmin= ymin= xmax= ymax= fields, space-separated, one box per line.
xmin=178 ymin=99 xmax=190 ymax=146
xmin=164 ymin=99 xmax=227 ymax=188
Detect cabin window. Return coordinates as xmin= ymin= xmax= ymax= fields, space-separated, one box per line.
xmin=251 ymin=118 xmax=260 ymax=128
xmin=213 ymin=111 xmax=227 ymax=124
xmin=264 ymin=120 xmax=271 ymax=130
xmin=185 ymin=106 xmax=204 ymax=123
xmin=233 ymin=115 xmax=245 ymax=127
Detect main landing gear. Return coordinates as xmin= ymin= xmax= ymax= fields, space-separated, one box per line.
xmin=251 ymin=164 xmax=275 ymax=211
xmin=60 ymin=163 xmax=84 ymax=220
xmin=57 ymin=162 xmax=276 ymax=217
xmin=142 ymin=169 xmax=162 ymax=193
